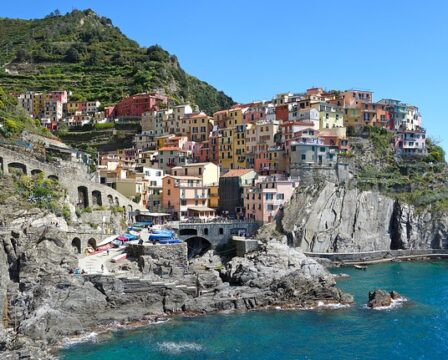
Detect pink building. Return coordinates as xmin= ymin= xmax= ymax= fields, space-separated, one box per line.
xmin=243 ymin=175 xmax=299 ymax=223
xmin=47 ymin=90 xmax=68 ymax=104
xmin=162 ymin=175 xmax=212 ymax=220
xmin=394 ymin=129 xmax=427 ymax=157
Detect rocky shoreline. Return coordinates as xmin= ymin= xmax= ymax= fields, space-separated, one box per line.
xmin=0 ymin=201 xmax=352 ymax=359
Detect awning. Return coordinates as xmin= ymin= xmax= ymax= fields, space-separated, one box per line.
xmin=187 ymin=206 xmax=216 ymax=212
xmin=96 ymin=235 xmax=118 ymax=247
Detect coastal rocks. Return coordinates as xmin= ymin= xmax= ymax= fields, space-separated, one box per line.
xmin=222 ymin=242 xmax=353 ymax=307
xmin=367 ymin=289 xmax=404 ymax=309
xmin=281 ymin=181 xmax=448 ymax=253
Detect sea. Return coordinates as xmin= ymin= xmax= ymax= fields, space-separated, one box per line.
xmin=61 ymin=261 xmax=448 ymax=360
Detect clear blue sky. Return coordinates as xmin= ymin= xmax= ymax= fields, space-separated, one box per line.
xmin=2 ymin=0 xmax=448 ymax=151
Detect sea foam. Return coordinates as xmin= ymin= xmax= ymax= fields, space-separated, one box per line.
xmin=157 ymin=341 xmax=203 ymax=354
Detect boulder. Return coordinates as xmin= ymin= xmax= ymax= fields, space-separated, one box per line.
xmin=368 ymin=289 xmax=402 ymax=308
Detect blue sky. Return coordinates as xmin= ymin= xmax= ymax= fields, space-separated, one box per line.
xmin=2 ymin=0 xmax=448 ymax=150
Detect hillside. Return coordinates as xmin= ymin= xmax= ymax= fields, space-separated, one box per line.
xmin=0 ymin=9 xmax=234 ymax=114
xmin=0 ymin=85 xmax=52 ymax=139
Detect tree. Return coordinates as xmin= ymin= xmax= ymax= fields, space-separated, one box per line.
xmin=15 ymin=49 xmax=31 ymax=62
xmin=65 ymin=46 xmax=80 ymax=63
xmin=86 ymin=50 xmax=105 ymax=66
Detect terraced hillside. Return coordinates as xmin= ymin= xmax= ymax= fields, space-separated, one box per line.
xmin=0 ymin=9 xmax=234 ymax=114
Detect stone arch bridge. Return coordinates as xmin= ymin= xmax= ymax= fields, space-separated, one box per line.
xmin=178 ymin=221 xmax=260 ymax=256
xmin=0 ymin=145 xmax=144 ymax=214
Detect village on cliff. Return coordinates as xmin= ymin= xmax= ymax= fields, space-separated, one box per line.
xmin=15 ymin=87 xmax=426 ymax=224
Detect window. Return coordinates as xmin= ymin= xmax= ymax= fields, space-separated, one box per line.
xmin=301 ymin=154 xmax=306 ymax=160
xmin=266 ymin=193 xmax=274 ymax=200
xmin=219 ymin=228 xmax=224 ymax=235
xmin=291 ymin=146 xmax=296 ymax=151
xmin=276 ymin=193 xmax=284 ymax=200
xmin=267 ymin=204 xmax=274 ymax=211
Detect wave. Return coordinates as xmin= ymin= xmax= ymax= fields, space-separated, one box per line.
xmin=157 ymin=341 xmax=203 ymax=354
xmin=316 ymin=301 xmax=351 ymax=309
xmin=62 ymin=332 xmax=98 ymax=347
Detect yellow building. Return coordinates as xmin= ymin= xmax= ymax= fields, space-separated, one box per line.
xmin=189 ymin=112 xmax=212 ymax=142
xmin=233 ymin=124 xmax=246 ymax=169
xmin=225 ymin=107 xmax=245 ymax=128
xmin=155 ymin=134 xmax=174 ymax=149
xmin=219 ymin=127 xmax=233 ymax=170
xmin=313 ymin=103 xmax=344 ymax=130
xmin=171 ymin=162 xmax=220 ymax=185
xmin=32 ymin=93 xmax=46 ymax=117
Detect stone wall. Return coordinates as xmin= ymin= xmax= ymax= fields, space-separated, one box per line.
xmin=232 ymin=236 xmax=259 ymax=256
xmin=0 ymin=145 xmax=144 ymax=214
xmin=127 ymin=243 xmax=188 ymax=279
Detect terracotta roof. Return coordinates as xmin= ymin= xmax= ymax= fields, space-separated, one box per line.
xmin=221 ymin=169 xmax=255 ymax=178
xmin=190 ymin=112 xmax=208 ymax=119
xmin=164 ymin=175 xmax=203 ymax=180
xmin=158 ymin=146 xmax=187 ymax=152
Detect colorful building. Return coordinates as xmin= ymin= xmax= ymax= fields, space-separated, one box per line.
xmin=113 ymin=93 xmax=168 ymax=119
xmin=162 ymin=175 xmax=211 ymax=220
xmin=243 ymin=175 xmax=299 ymax=223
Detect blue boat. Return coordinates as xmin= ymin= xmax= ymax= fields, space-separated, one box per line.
xmin=123 ymin=233 xmax=139 ymax=241
xmin=148 ymin=232 xmax=173 ymax=241
xmin=159 ymin=238 xmax=182 ymax=244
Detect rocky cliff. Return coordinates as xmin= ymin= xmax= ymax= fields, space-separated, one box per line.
xmin=281 ymin=181 xmax=448 ymax=253
xmin=0 ymin=173 xmax=351 ymax=359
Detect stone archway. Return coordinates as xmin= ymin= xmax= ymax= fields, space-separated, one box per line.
xmin=71 ymin=237 xmax=81 ymax=254
xmin=107 ymin=194 xmax=114 ymax=205
xmin=92 ymin=190 xmax=102 ymax=206
xmin=87 ymin=238 xmax=97 ymax=250
xmin=8 ymin=162 xmax=27 ymax=175
xmin=115 ymin=197 xmax=119 ymax=206
xmin=127 ymin=204 xmax=133 ymax=213
xmin=185 ymin=236 xmax=211 ymax=258
xmin=0 ymin=156 xmax=3 ymax=172
xmin=48 ymin=175 xmax=59 ymax=181
xmin=31 ymin=169 xmax=42 ymax=176
xmin=77 ymin=186 xmax=89 ymax=208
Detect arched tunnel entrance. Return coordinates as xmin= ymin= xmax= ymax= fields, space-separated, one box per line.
xmin=71 ymin=237 xmax=81 ymax=254
xmin=77 ymin=186 xmax=89 ymax=208
xmin=185 ymin=236 xmax=211 ymax=258
xmin=8 ymin=162 xmax=27 ymax=175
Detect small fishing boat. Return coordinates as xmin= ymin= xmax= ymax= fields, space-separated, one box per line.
xmin=354 ymin=264 xmax=367 ymax=270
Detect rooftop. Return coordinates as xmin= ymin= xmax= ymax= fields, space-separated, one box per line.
xmin=221 ymin=169 xmax=255 ymax=178
xmin=158 ymin=146 xmax=187 ymax=152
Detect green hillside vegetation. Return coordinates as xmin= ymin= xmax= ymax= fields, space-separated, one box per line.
xmin=0 ymin=85 xmax=52 ymax=138
xmin=355 ymin=126 xmax=447 ymax=211
xmin=0 ymin=9 xmax=234 ymax=114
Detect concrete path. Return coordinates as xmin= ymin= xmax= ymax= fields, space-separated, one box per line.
xmin=78 ymin=247 xmax=124 ymax=274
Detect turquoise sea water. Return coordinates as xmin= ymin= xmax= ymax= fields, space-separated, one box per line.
xmin=61 ymin=261 xmax=448 ymax=360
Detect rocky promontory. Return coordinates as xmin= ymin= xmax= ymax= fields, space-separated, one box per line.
xmin=0 ymin=174 xmax=352 ymax=359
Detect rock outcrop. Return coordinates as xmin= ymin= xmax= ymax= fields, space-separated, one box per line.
xmin=368 ymin=290 xmax=403 ymax=309
xmin=0 ymin=178 xmax=352 ymax=359
xmin=282 ymin=182 xmax=448 ymax=253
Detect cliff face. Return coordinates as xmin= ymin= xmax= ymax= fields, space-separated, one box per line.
xmin=282 ymin=182 xmax=448 ymax=253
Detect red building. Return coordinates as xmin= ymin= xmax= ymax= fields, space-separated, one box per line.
xmin=275 ymin=104 xmax=289 ymax=123
xmin=113 ymin=93 xmax=168 ymax=119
